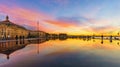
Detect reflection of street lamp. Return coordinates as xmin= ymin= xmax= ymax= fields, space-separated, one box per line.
xmin=37 ymin=41 xmax=39 ymax=54
xmin=118 ymin=32 xmax=119 ymax=35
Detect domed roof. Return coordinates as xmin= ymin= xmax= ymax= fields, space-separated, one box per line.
xmin=0 ymin=16 xmax=27 ymax=30
xmin=2 ymin=15 xmax=10 ymax=22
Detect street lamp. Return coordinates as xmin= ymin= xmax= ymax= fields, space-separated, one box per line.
xmin=37 ymin=21 xmax=39 ymax=38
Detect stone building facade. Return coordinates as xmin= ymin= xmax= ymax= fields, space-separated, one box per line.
xmin=0 ymin=16 xmax=29 ymax=39
xmin=0 ymin=16 xmax=47 ymax=40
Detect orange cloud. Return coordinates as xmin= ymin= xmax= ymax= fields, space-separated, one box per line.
xmin=44 ymin=20 xmax=76 ymax=27
xmin=0 ymin=5 xmax=77 ymax=32
xmin=0 ymin=5 xmax=119 ymax=34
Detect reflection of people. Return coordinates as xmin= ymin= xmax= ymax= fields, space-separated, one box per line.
xmin=23 ymin=40 xmax=24 ymax=44
xmin=7 ymin=54 xmax=9 ymax=60
xmin=16 ymin=40 xmax=18 ymax=45
xmin=101 ymin=40 xmax=103 ymax=44
xmin=117 ymin=42 xmax=119 ymax=45
xmin=20 ymin=40 xmax=22 ymax=44
xmin=93 ymin=40 xmax=95 ymax=42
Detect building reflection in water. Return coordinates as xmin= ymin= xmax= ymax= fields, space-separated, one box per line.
xmin=0 ymin=37 xmax=119 ymax=60
xmin=0 ymin=38 xmax=47 ymax=60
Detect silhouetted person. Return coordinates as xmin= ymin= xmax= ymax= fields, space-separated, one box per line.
xmin=101 ymin=35 xmax=103 ymax=39
xmin=92 ymin=34 xmax=95 ymax=39
xmin=110 ymin=35 xmax=112 ymax=43
xmin=101 ymin=35 xmax=103 ymax=44
xmin=15 ymin=35 xmax=18 ymax=40
xmin=19 ymin=36 xmax=22 ymax=41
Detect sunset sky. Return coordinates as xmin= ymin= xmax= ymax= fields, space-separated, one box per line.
xmin=0 ymin=0 xmax=120 ymax=35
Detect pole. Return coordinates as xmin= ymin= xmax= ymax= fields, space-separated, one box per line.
xmin=37 ymin=21 xmax=39 ymax=38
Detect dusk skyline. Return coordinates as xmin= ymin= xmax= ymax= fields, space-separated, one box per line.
xmin=1 ymin=1 xmax=120 ymax=67
xmin=0 ymin=0 xmax=120 ymax=34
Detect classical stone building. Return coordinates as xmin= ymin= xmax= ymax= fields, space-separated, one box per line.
xmin=27 ymin=31 xmax=46 ymax=38
xmin=0 ymin=16 xmax=47 ymax=40
xmin=0 ymin=16 xmax=29 ymax=39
